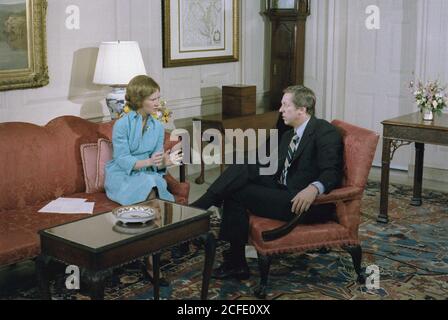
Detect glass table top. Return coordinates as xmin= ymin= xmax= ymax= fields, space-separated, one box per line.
xmin=41 ymin=199 xmax=210 ymax=251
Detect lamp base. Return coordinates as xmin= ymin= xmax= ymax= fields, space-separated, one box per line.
xmin=106 ymin=87 xmax=126 ymax=120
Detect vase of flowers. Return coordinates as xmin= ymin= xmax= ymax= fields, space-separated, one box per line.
xmin=154 ymin=100 xmax=173 ymax=125
xmin=120 ymin=99 xmax=173 ymax=126
xmin=410 ymin=80 xmax=448 ymax=121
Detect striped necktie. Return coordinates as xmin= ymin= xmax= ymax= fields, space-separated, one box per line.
xmin=280 ymin=134 xmax=300 ymax=186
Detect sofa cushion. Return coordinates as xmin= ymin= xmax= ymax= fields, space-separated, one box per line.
xmin=96 ymin=138 xmax=113 ymax=192
xmin=80 ymin=143 xmax=100 ymax=194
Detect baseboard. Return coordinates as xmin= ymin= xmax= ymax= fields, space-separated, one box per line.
xmin=371 ymin=162 xmax=409 ymax=172
xmin=408 ymin=165 xmax=448 ymax=183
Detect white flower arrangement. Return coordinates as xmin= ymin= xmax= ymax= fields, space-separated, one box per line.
xmin=410 ymin=80 xmax=448 ymax=117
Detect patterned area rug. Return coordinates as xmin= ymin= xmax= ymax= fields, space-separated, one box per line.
xmin=2 ymin=181 xmax=447 ymax=300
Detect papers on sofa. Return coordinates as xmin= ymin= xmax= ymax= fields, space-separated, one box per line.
xmin=38 ymin=198 xmax=95 ymax=214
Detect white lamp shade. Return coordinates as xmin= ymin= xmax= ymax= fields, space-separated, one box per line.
xmin=93 ymin=41 xmax=147 ymax=86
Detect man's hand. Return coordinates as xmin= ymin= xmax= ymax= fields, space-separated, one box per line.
xmin=291 ymin=185 xmax=319 ymax=215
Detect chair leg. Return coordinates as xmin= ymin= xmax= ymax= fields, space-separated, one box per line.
xmin=342 ymin=245 xmax=365 ymax=284
xmin=253 ymin=254 xmax=272 ymax=299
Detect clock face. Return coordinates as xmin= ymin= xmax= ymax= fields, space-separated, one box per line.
xmin=271 ymin=0 xmax=296 ymax=9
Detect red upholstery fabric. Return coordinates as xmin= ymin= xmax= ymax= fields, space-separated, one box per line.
xmin=0 ymin=193 xmax=118 ymax=266
xmin=249 ymin=120 xmax=379 ymax=256
xmin=96 ymin=138 xmax=113 ymax=192
xmin=250 ymin=217 xmax=357 ymax=255
xmin=164 ymin=132 xmax=181 ymax=151
xmin=80 ymin=143 xmax=100 ymax=194
xmin=0 ymin=116 xmax=190 ymax=266
xmin=332 ymin=119 xmax=380 ymax=189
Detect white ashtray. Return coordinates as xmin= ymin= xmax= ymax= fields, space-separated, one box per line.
xmin=112 ymin=205 xmax=156 ymax=224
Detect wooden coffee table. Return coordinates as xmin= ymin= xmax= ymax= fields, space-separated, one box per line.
xmin=36 ymin=199 xmax=215 ymax=300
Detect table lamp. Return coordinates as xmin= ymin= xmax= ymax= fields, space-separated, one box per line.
xmin=93 ymin=41 xmax=147 ymax=119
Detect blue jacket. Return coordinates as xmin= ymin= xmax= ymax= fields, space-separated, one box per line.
xmin=105 ymin=111 xmax=174 ymax=206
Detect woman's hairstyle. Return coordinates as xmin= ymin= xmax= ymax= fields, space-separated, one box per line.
xmin=283 ymin=85 xmax=316 ymax=116
xmin=125 ymin=75 xmax=160 ymax=111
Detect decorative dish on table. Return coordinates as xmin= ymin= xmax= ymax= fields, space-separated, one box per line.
xmin=112 ymin=205 xmax=156 ymax=225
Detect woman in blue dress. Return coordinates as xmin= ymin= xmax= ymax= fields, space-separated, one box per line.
xmin=105 ymin=75 xmax=182 ymax=286
xmin=105 ymin=75 xmax=180 ymax=206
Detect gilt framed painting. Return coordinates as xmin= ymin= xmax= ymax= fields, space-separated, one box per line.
xmin=0 ymin=0 xmax=49 ymax=91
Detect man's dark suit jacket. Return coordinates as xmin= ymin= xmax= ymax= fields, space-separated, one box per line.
xmin=275 ymin=116 xmax=344 ymax=196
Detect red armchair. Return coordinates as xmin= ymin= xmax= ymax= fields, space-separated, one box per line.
xmin=248 ymin=120 xmax=379 ymax=298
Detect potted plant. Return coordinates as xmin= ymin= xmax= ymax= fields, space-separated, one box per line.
xmin=410 ymin=80 xmax=448 ymax=121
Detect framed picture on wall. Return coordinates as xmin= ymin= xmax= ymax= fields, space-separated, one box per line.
xmin=0 ymin=0 xmax=49 ymax=91
xmin=162 ymin=0 xmax=240 ymax=68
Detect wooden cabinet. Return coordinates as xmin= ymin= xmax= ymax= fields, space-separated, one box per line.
xmin=222 ymin=85 xmax=256 ymax=116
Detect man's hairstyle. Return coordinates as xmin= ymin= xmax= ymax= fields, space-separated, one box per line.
xmin=125 ymin=75 xmax=160 ymax=111
xmin=283 ymin=85 xmax=316 ymax=116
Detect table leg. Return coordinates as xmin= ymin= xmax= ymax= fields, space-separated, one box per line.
xmin=195 ymin=140 xmax=205 ymax=185
xmin=36 ymin=255 xmax=52 ymax=300
xmin=220 ymin=129 xmax=225 ymax=174
xmin=411 ymin=143 xmax=424 ymax=206
xmin=378 ymin=137 xmax=392 ymax=224
xmin=152 ymin=253 xmax=161 ymax=300
xmin=200 ymin=232 xmax=216 ymax=300
xmin=84 ymin=270 xmax=107 ymax=300
xmin=180 ymin=164 xmax=186 ymax=183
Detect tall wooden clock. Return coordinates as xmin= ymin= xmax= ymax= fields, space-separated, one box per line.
xmin=264 ymin=0 xmax=311 ymax=137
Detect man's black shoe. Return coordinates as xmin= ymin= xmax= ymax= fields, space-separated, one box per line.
xmin=211 ymin=262 xmax=250 ymax=280
xmin=191 ymin=191 xmax=222 ymax=210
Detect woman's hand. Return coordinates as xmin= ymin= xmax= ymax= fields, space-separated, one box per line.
xmin=162 ymin=149 xmax=183 ymax=167
xmin=148 ymin=152 xmax=164 ymax=167
xmin=133 ymin=151 xmax=163 ymax=171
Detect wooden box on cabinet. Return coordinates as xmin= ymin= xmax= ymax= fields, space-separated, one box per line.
xmin=222 ymin=85 xmax=256 ymax=117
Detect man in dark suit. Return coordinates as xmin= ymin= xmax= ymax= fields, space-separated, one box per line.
xmin=192 ymin=85 xmax=343 ymax=280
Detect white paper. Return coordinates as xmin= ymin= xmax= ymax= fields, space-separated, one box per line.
xmin=52 ymin=198 xmax=87 ymax=204
xmin=39 ymin=198 xmax=95 ymax=214
xmin=245 ymin=245 xmax=258 ymax=259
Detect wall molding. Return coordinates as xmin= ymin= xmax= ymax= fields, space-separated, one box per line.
xmin=408 ymin=164 xmax=448 ymax=183
xmin=324 ymin=0 xmax=348 ymax=121
xmin=414 ymin=0 xmax=429 ymax=82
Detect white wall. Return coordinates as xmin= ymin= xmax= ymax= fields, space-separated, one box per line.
xmin=412 ymin=0 xmax=448 ymax=174
xmin=0 ymin=0 xmax=268 ymax=125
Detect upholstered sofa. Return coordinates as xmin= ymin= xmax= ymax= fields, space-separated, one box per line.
xmin=0 ymin=116 xmax=190 ymax=267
